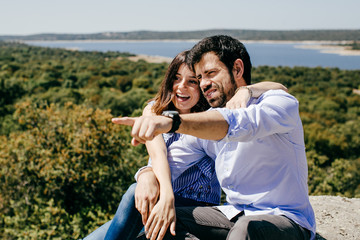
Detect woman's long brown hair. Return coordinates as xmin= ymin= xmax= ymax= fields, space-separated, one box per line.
xmin=151 ymin=50 xmax=210 ymax=115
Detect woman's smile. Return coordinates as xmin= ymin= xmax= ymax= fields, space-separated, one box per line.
xmin=176 ymin=93 xmax=191 ymax=102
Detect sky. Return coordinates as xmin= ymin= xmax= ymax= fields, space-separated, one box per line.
xmin=1 ymin=0 xmax=359 ymax=35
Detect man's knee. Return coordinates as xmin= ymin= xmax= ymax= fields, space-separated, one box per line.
xmin=227 ymin=217 xmax=255 ymax=240
xmin=229 ymin=215 xmax=285 ymax=240
xmin=175 ymin=207 xmax=232 ymax=240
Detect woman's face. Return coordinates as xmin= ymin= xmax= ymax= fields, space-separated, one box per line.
xmin=172 ymin=64 xmax=201 ymax=114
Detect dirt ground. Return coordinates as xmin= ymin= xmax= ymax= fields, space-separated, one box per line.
xmin=310 ymin=196 xmax=360 ymax=239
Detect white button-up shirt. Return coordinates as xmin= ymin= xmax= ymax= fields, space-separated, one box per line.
xmin=189 ymin=90 xmax=316 ymax=239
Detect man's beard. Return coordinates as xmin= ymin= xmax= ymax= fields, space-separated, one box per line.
xmin=209 ymin=88 xmax=227 ymax=108
xmin=205 ymin=75 xmax=236 ymax=108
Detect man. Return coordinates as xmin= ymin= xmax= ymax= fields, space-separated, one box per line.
xmin=114 ymin=35 xmax=316 ymax=240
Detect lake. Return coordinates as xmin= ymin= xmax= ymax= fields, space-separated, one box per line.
xmin=25 ymin=40 xmax=360 ymax=70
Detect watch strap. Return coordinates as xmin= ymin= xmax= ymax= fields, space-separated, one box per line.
xmin=162 ymin=111 xmax=181 ymax=133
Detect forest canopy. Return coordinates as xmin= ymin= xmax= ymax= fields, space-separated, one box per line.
xmin=0 ymin=41 xmax=359 ymax=239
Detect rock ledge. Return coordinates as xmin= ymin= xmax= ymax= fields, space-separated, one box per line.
xmin=310 ymin=196 xmax=360 ymax=239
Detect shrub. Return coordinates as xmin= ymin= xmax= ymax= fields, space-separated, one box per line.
xmin=0 ymin=102 xmax=148 ymax=239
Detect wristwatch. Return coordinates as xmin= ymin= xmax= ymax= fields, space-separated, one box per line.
xmin=161 ymin=110 xmax=181 ymax=133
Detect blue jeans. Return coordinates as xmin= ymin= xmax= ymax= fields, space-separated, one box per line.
xmin=83 ymin=183 xmax=143 ymax=240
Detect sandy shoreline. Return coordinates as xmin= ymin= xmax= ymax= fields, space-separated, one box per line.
xmin=124 ymin=54 xmax=173 ymax=63
xmin=245 ymin=40 xmax=360 ymax=56
xmin=294 ymin=43 xmax=360 ymax=56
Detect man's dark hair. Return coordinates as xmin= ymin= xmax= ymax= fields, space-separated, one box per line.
xmin=188 ymin=35 xmax=252 ymax=85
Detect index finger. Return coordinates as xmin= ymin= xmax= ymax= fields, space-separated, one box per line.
xmin=141 ymin=200 xmax=149 ymax=225
xmin=112 ymin=117 xmax=136 ymax=126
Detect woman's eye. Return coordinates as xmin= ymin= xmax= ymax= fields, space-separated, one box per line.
xmin=188 ymin=78 xmax=198 ymax=84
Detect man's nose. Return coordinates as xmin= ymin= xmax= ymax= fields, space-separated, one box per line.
xmin=200 ymin=78 xmax=211 ymax=91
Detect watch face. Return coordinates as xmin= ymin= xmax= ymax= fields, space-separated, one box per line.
xmin=162 ymin=110 xmax=179 ymax=117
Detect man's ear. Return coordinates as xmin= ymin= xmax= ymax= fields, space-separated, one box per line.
xmin=232 ymin=59 xmax=244 ymax=81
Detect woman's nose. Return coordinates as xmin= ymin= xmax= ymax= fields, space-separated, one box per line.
xmin=178 ymin=79 xmax=187 ymax=88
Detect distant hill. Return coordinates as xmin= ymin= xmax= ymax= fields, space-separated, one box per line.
xmin=1 ymin=29 xmax=360 ymax=41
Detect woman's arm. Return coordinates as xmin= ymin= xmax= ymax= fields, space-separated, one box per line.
xmin=226 ymin=81 xmax=287 ymax=109
xmin=141 ymin=104 xmax=176 ymax=240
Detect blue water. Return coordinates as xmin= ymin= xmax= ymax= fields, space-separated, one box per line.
xmin=26 ymin=40 xmax=360 ymax=70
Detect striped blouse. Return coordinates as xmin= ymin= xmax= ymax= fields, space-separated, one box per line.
xmin=138 ymin=132 xmax=221 ymax=206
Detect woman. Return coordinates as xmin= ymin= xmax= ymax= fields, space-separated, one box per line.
xmin=83 ymin=51 xmax=218 ymax=240
xmin=84 ymin=51 xmax=286 ymax=240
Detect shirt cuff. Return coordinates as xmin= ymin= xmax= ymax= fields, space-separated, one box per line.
xmin=213 ymin=108 xmax=251 ymax=142
xmin=213 ymin=108 xmax=233 ymax=139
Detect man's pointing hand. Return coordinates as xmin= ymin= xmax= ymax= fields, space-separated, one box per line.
xmin=112 ymin=116 xmax=172 ymax=146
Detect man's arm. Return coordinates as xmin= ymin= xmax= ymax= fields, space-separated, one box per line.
xmin=248 ymin=81 xmax=288 ymax=98
xmin=113 ymin=81 xmax=287 ymax=145
xmin=226 ymin=81 xmax=288 ymax=109
xmin=112 ymin=110 xmax=228 ymax=146
xmin=177 ymin=110 xmax=228 ymax=140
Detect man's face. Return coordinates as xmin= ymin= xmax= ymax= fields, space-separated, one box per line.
xmin=194 ymin=52 xmax=236 ymax=108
